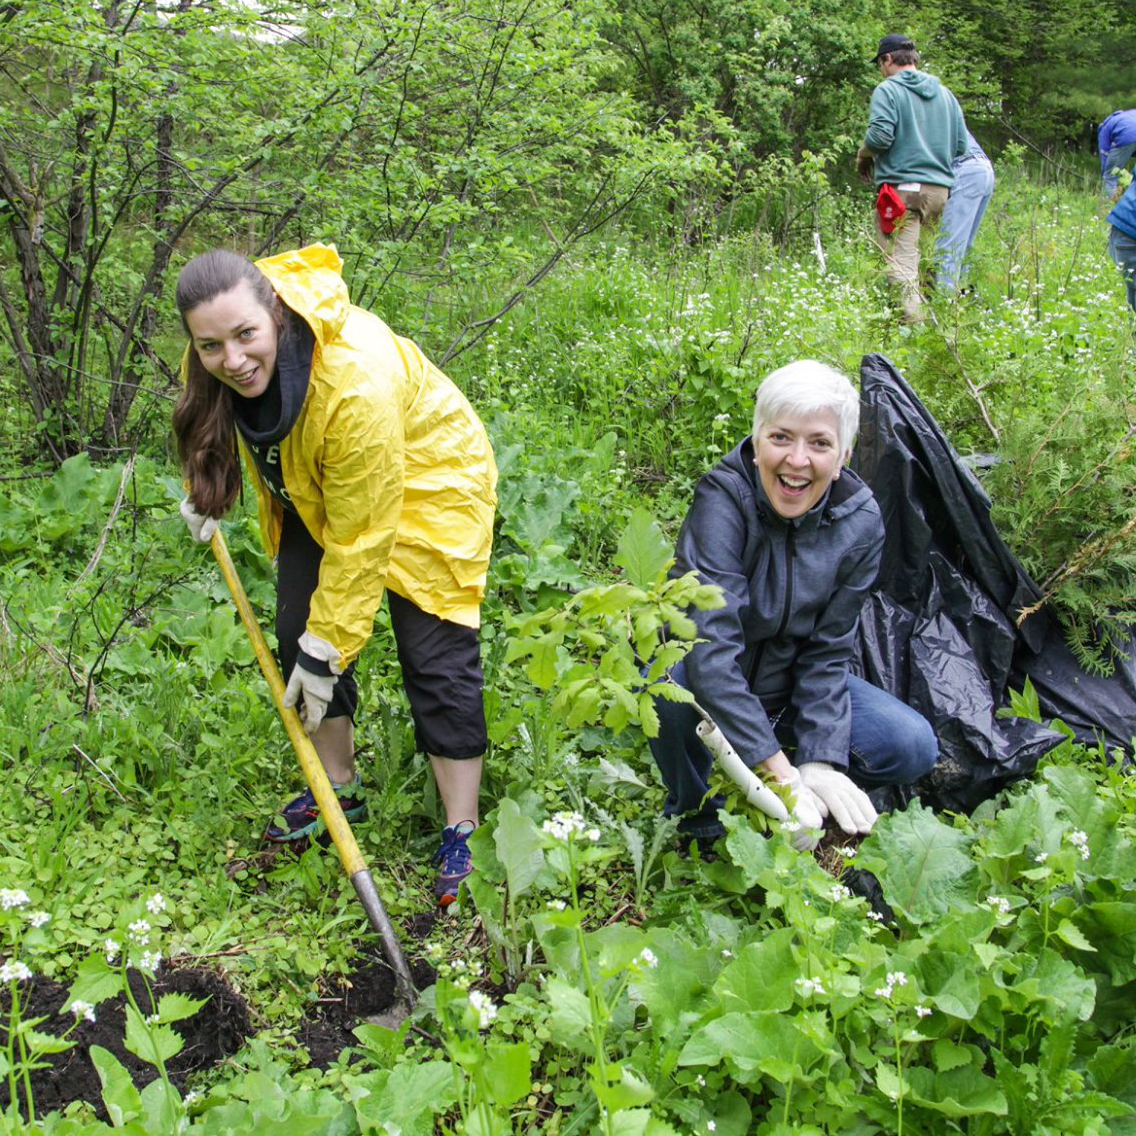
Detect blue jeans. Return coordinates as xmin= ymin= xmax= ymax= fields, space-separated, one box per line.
xmin=1109 ymin=225 xmax=1136 ymax=313
xmin=935 ymin=155 xmax=995 ymax=293
xmin=647 ymin=661 xmax=939 ymax=838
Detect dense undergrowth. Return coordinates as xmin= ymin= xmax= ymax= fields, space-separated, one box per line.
xmin=0 ymin=159 xmax=1135 ymax=1132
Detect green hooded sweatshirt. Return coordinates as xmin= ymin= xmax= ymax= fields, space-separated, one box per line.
xmin=864 ymin=69 xmax=967 ymax=187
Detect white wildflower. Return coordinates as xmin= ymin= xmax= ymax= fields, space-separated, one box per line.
xmin=104 ymin=938 xmax=121 ymax=963
xmin=26 ymin=911 xmax=49 ymax=928
xmin=468 ymin=989 xmax=498 ymax=1030
xmin=707 ymin=1122 xmax=717 ymax=1132
xmin=721 ymin=948 xmax=733 ymax=958
xmin=830 ymin=884 xmax=852 ymax=902
xmin=1034 ymin=851 xmax=1049 ymax=864
xmin=542 ymin=812 xmax=588 ymax=840
xmin=145 ymin=893 xmax=167 ymax=915
xmin=585 ymin=828 xmax=601 ymax=843
xmin=0 ymin=889 xmax=29 ymax=910
xmin=636 ymin=948 xmax=659 ymax=970
xmin=914 ymin=1005 xmax=932 ymax=1018
xmin=138 ymin=950 xmax=161 ymax=974
xmin=69 ymin=1000 xmax=96 ymax=1022
xmin=128 ymin=919 xmax=151 ymax=944
xmin=838 ymin=846 xmax=859 ymax=858
xmin=795 ymin=976 xmax=826 ymax=998
xmin=1068 ymin=830 xmax=1090 ymax=860
xmin=546 ymin=899 xmax=567 ymax=911
xmin=145 ymin=1013 xmax=160 ymax=1025
xmin=0 ymin=960 xmax=31 ymax=982
xmin=986 ymin=895 xmax=1011 ymax=915
xmin=867 ymin=910 xmax=884 ymax=923
xmin=695 ymin=1074 xmax=706 ymax=1087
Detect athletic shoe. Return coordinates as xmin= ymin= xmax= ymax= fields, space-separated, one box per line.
xmin=263 ymin=776 xmax=367 ymax=843
xmin=432 ymin=820 xmax=476 ymax=905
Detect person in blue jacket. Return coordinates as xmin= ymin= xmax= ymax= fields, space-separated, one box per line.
xmin=1098 ymin=109 xmax=1136 ymax=196
xmin=648 ymin=360 xmax=938 ymax=849
xmin=1108 ymin=176 xmax=1136 ymax=313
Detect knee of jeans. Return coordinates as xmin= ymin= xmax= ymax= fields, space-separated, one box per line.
xmin=904 ymin=716 xmax=939 ymax=781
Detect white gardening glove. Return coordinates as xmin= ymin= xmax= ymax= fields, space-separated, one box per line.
xmin=179 ymin=497 xmax=218 ymax=543
xmin=282 ymin=631 xmax=342 ymax=735
xmin=798 ymin=762 xmax=878 ymax=835
xmin=779 ymin=767 xmax=826 ymax=851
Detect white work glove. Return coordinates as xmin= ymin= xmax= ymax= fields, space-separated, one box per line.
xmin=779 ymin=767 xmax=826 ymax=851
xmin=282 ymin=631 xmax=342 ymax=734
xmin=798 ymin=762 xmax=878 ymax=835
xmin=180 ymin=497 xmax=218 ymax=543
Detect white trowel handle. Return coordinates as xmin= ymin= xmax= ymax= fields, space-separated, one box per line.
xmin=695 ymin=719 xmax=790 ymax=822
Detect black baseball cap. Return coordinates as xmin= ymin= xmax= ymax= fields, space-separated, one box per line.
xmin=873 ymin=34 xmax=916 ymax=62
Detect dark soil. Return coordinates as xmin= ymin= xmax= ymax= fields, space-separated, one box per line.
xmin=0 ymin=964 xmax=251 ymax=1121
xmin=295 ymin=954 xmax=437 ymax=1069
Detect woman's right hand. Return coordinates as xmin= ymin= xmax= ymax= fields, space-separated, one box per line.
xmin=180 ymin=498 xmax=219 ymax=543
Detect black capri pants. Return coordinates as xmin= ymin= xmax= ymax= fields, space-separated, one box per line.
xmin=275 ymin=509 xmax=488 ymax=759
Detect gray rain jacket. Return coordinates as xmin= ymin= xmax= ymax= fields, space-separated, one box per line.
xmin=675 ymin=437 xmax=885 ymax=770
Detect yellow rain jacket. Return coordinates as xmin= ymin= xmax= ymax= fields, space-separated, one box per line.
xmin=246 ymin=244 xmax=496 ymax=666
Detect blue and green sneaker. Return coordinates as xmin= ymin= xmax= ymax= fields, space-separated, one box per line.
xmin=263 ymin=775 xmax=367 ymax=843
xmin=432 ymin=820 xmax=476 ymax=906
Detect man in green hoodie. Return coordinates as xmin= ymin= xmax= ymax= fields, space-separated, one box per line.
xmin=856 ymin=34 xmax=967 ymax=322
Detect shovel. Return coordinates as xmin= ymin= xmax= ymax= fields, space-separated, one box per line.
xmin=209 ymin=527 xmax=417 ymax=1014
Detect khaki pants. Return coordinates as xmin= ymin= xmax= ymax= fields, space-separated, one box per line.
xmin=874 ymin=183 xmax=950 ymax=321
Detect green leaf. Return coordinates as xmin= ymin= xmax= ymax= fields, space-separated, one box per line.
xmin=353 ymin=1059 xmax=456 ymax=1135
xmin=64 ymin=954 xmax=123 ymax=1010
xmin=1055 ymin=918 xmax=1097 ymax=952
xmin=494 ymin=798 xmax=545 ymax=901
xmin=124 ymin=1004 xmax=184 ymax=1066
xmin=614 ymin=509 xmax=673 ymax=588
xmin=715 ymin=927 xmax=798 ymax=1013
xmin=678 ymin=1011 xmax=827 ymax=1085
xmin=545 ymin=975 xmax=593 ymax=1047
xmin=484 ymin=1040 xmax=531 ymax=1106
xmin=903 ymin=1065 xmax=1008 ymax=1118
xmin=590 ymin=1061 xmax=655 ymax=1111
xmin=858 ymin=801 xmax=976 ymax=924
xmin=156 ymin=991 xmax=210 ymax=1023
xmin=91 ymin=1044 xmax=143 ymax=1126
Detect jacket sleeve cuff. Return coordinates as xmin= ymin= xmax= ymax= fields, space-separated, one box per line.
xmin=296 ymin=649 xmax=335 ymax=677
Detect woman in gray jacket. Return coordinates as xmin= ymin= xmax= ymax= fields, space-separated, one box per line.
xmin=649 ymin=360 xmax=937 ymax=848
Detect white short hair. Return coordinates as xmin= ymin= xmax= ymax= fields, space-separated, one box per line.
xmin=752 ymin=360 xmax=860 ymax=460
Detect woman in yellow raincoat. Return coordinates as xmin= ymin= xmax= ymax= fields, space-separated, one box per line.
xmin=172 ymin=244 xmax=497 ymax=905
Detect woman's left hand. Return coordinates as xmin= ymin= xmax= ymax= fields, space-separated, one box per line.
xmin=798 ymin=762 xmax=878 ymax=834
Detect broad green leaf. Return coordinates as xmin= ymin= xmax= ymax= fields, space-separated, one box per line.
xmin=545 ymin=976 xmax=592 ymax=1047
xmin=858 ymin=801 xmax=976 ymax=924
xmin=678 ymin=1011 xmax=826 ymax=1085
xmin=1079 ymin=902 xmax=1136 ymax=983
xmin=157 ymin=991 xmax=209 ymax=1023
xmin=1055 ymin=918 xmax=1097 ymax=952
xmin=614 ymin=509 xmax=672 ymax=588
xmin=353 ymin=1059 xmax=456 ymax=1136
xmin=484 ymin=1040 xmax=531 ymax=1106
xmin=721 ymin=813 xmax=774 ymax=887
xmin=590 ymin=1061 xmax=655 ymax=1111
xmin=64 ymin=954 xmax=123 ymax=1009
xmin=91 ymin=1044 xmax=143 ymax=1127
xmin=124 ymin=1004 xmax=184 ymax=1066
xmin=919 ymin=950 xmax=981 ymax=1020
xmin=610 ymin=1109 xmax=681 ymax=1136
xmin=904 ymin=1065 xmax=1008 ymax=1117
xmin=494 ymin=798 xmax=545 ymax=901
xmin=715 ymin=927 xmax=798 ymax=1013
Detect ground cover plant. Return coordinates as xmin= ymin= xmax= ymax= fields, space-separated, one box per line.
xmin=0 ymin=135 xmax=1135 ymax=1136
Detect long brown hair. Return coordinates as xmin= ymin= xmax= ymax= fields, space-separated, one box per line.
xmin=171 ymin=250 xmax=282 ymax=516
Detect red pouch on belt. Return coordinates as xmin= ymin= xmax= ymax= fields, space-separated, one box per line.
xmin=876 ymin=183 xmax=907 ymax=232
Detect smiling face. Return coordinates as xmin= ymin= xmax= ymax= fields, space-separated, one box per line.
xmin=184 ymin=278 xmax=279 ymax=399
xmin=753 ymin=408 xmax=844 ymax=519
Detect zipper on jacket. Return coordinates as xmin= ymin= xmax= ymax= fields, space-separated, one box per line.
xmin=746 ymin=525 xmax=796 ymax=689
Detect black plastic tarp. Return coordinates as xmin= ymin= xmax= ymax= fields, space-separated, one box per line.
xmin=851 ymin=353 xmax=1136 ymax=813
